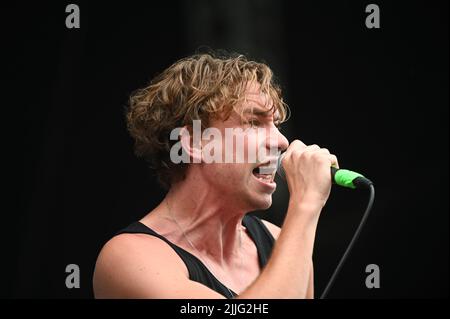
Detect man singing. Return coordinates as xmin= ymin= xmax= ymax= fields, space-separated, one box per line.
xmin=93 ymin=52 xmax=339 ymax=298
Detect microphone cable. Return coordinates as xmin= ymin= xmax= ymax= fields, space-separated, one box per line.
xmin=319 ymin=182 xmax=375 ymax=299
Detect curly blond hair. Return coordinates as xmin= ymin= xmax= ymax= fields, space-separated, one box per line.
xmin=126 ymin=52 xmax=289 ymax=188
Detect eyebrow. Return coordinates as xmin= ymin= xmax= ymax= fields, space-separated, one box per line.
xmin=243 ymin=108 xmax=281 ymax=122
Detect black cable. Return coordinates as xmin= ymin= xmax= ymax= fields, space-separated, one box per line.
xmin=320 ymin=184 xmax=375 ymax=299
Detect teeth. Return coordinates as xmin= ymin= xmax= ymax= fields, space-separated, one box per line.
xmin=254 ymin=172 xmax=275 ymax=183
xmin=258 ymin=166 xmax=276 ymax=175
xmin=252 ymin=164 xmax=277 ymax=183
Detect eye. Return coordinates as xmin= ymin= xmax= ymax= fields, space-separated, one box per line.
xmin=248 ymin=119 xmax=261 ymax=128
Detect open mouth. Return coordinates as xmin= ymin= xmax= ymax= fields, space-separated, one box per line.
xmin=252 ymin=163 xmax=276 ymax=184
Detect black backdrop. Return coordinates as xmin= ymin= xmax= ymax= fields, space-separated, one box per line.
xmin=2 ymin=1 xmax=448 ymax=298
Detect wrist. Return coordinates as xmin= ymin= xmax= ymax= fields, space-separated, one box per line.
xmin=287 ymin=198 xmax=323 ymax=226
xmin=290 ymin=192 xmax=326 ymax=210
xmin=287 ymin=183 xmax=329 ymax=207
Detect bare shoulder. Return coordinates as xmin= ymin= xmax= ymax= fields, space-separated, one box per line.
xmin=260 ymin=219 xmax=281 ymax=240
xmin=93 ymin=232 xmax=187 ymax=298
xmin=93 ymin=232 xmax=226 ymax=298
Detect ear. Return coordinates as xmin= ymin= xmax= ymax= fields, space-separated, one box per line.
xmin=179 ymin=125 xmax=202 ymax=164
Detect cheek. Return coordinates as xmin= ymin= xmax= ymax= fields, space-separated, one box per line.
xmin=243 ymin=129 xmax=274 ymax=162
xmin=204 ymin=163 xmax=243 ymax=182
xmin=240 ymin=131 xmax=262 ymax=164
xmin=208 ymin=164 xmax=251 ymax=189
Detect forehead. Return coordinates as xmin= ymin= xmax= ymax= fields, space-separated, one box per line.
xmin=240 ymin=84 xmax=280 ymax=119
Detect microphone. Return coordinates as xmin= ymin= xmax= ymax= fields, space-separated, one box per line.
xmin=276 ymin=153 xmax=373 ymax=189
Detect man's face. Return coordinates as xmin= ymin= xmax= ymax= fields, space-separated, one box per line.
xmin=199 ymin=84 xmax=289 ymax=211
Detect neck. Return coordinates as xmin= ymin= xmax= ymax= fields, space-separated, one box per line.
xmin=155 ymin=170 xmax=248 ymax=266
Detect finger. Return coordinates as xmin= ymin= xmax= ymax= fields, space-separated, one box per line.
xmin=285 ymin=139 xmax=307 ymax=158
xmin=301 ymin=144 xmax=323 ymax=157
xmin=309 ymin=147 xmax=330 ymax=155
xmin=306 ymin=144 xmax=320 ymax=151
xmin=289 ymin=139 xmax=306 ymax=150
xmin=329 ymin=154 xmax=339 ymax=169
xmin=309 ymin=149 xmax=339 ymax=168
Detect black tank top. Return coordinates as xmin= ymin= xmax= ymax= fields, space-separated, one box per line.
xmin=116 ymin=214 xmax=275 ymax=298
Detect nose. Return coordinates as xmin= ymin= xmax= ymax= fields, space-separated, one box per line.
xmin=277 ymin=130 xmax=289 ymax=152
xmin=267 ymin=127 xmax=289 ymax=153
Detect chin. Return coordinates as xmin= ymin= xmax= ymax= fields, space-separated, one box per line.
xmin=248 ymin=193 xmax=273 ymax=211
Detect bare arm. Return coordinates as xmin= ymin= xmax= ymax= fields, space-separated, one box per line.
xmin=239 ymin=201 xmax=320 ymax=298
xmin=307 ymin=259 xmax=314 ymax=298
xmin=262 ymin=219 xmax=314 ymax=299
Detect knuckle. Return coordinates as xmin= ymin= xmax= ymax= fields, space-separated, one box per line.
xmin=291 ymin=149 xmax=301 ymax=157
xmin=291 ymin=139 xmax=303 ymax=147
xmin=317 ymin=158 xmax=329 ymax=166
xmin=301 ymin=151 xmax=312 ymax=160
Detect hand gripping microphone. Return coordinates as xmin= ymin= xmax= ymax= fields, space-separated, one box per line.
xmin=276 ymin=152 xmax=375 ymax=299
xmin=276 ymin=152 xmax=373 ymax=189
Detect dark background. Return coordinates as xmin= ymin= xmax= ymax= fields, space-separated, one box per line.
xmin=2 ymin=1 xmax=448 ymax=298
